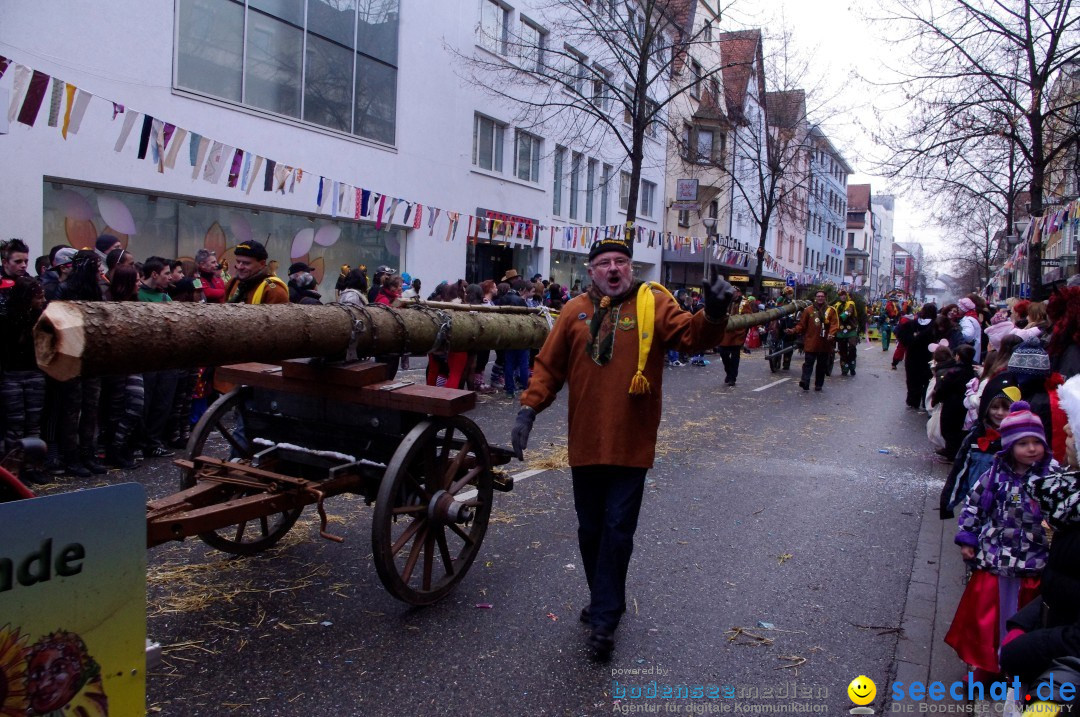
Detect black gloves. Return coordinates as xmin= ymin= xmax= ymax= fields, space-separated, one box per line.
xmin=511 ymin=406 xmax=537 ymax=460
xmin=702 ymin=268 xmax=734 ymax=321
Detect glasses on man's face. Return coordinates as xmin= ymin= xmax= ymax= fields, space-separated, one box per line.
xmin=591 ymin=258 xmax=631 ymax=270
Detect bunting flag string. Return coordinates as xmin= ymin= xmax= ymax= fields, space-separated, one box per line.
xmin=0 ymin=52 xmax=892 ymax=276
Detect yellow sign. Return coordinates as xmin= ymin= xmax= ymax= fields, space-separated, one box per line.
xmin=0 ymin=484 xmax=146 ymax=716
xmin=728 ymin=274 xmax=750 ymax=283
xmin=762 ymin=280 xmax=786 ymax=288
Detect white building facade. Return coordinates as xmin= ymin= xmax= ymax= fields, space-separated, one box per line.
xmin=805 ymin=126 xmax=849 ymax=286
xmin=871 ymin=194 xmax=895 ymax=295
xmin=0 ymin=0 xmax=668 ymax=294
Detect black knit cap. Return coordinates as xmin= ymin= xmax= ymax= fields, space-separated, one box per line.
xmin=234 ymin=240 xmax=268 ymax=262
xmin=588 ymin=236 xmax=633 ymax=263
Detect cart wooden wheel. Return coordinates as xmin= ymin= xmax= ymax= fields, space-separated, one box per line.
xmin=372 ymin=416 xmax=494 ymax=605
xmin=180 ymin=386 xmax=302 ymax=556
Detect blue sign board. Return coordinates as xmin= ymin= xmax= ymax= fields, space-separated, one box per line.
xmin=785 ymin=276 xmax=796 ymax=287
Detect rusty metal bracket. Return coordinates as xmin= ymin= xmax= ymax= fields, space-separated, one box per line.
xmin=306 ymin=487 xmax=345 ymax=543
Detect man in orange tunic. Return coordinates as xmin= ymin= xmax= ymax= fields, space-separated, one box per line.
xmin=511 ymin=235 xmax=733 ymax=658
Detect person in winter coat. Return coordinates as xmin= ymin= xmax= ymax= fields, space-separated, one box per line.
xmin=716 ymin=286 xmax=754 ymax=386
xmin=1000 ymin=375 xmax=1080 ymax=689
xmin=790 ymin=290 xmax=839 ymax=392
xmin=945 ymin=402 xmax=1054 ymax=681
xmin=939 ymin=374 xmax=1022 ymax=519
xmin=956 ymin=297 xmax=984 ymax=363
xmin=833 ymin=289 xmax=859 ymax=376
xmin=933 ymin=344 xmax=977 ymax=460
xmin=897 ymin=304 xmax=939 ymax=410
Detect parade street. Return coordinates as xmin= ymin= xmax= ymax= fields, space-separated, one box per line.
xmin=42 ymin=342 xmax=951 ymax=716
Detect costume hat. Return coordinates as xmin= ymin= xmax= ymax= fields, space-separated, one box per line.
xmin=234 ymin=240 xmax=268 ymax=262
xmin=587 ymin=236 xmax=633 ymax=263
xmin=501 ymin=269 xmax=520 ymax=281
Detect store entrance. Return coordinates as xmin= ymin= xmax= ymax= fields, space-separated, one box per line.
xmin=468 ymin=243 xmax=513 ymax=284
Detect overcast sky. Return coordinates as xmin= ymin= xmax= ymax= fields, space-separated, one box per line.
xmin=724 ymin=0 xmax=950 ymax=257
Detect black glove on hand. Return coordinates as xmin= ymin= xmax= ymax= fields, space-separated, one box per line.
xmin=511 ymin=406 xmax=537 ymax=460
xmin=702 ymin=268 xmax=734 ymax=321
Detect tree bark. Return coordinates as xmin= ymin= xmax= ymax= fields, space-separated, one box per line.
xmin=35 ymin=302 xmax=553 ymax=381
xmin=723 ymin=300 xmax=809 ymax=331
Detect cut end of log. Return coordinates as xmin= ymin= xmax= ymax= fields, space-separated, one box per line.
xmin=34 ymin=302 xmax=86 ymax=381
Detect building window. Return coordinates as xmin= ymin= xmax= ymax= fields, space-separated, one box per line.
xmin=703 ymin=20 xmax=712 ymax=42
xmin=479 ymin=0 xmax=508 ymax=55
xmin=619 ymin=171 xmax=631 ymax=211
xmin=848 ymin=231 xmax=855 ymax=248
xmin=553 ymin=145 xmax=566 ymax=215
xmin=690 ymin=60 xmax=702 ymax=99
xmin=514 ymin=130 xmax=541 ymax=182
xmin=640 ymin=180 xmax=656 ymax=217
xmin=644 ymin=98 xmax=658 ymax=137
xmin=569 ymin=152 xmax=583 ymax=219
xmin=473 ymin=114 xmax=504 ymax=172
xmin=586 ymin=159 xmax=598 ymax=223
xmin=565 ymin=49 xmax=588 ymax=94
xmin=176 ymin=0 xmax=399 ymax=144
xmin=678 ymin=209 xmax=690 ymax=227
xmin=622 ymin=83 xmax=634 ymax=125
xmin=696 ymin=129 xmax=714 ymax=164
xmin=519 ymin=19 xmax=545 ymax=71
xmin=591 ymin=66 xmax=611 ymax=111
xmin=601 ymin=164 xmax=612 ymax=223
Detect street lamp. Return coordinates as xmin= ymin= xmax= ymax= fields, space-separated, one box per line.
xmin=701 ymin=216 xmax=717 ymax=279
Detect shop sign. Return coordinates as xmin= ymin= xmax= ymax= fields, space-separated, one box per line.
xmin=475 ymin=207 xmax=538 ymax=244
xmin=676 ymin=179 xmax=699 ymax=201
xmin=727 ymin=274 xmax=750 ymax=283
xmin=762 ymin=279 xmax=786 ymax=288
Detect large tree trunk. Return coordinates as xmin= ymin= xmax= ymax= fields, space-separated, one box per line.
xmin=35 ymin=302 xmax=552 ymax=381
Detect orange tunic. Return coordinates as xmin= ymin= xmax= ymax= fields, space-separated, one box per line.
xmin=521 ymin=285 xmax=728 ymax=468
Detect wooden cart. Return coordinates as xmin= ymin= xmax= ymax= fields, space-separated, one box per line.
xmin=145 ymin=359 xmax=514 ymax=606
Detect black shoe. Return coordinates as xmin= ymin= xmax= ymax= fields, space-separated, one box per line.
xmin=850 ymin=367 xmax=856 ymax=376
xmin=64 ymin=462 xmax=92 ymax=478
xmin=587 ymin=628 xmax=615 ymax=659
xmin=799 ymin=382 xmax=809 ymax=391
xmin=44 ymin=459 xmax=65 ymax=476
xmin=21 ymin=469 xmax=49 ymax=486
xmin=106 ymin=448 xmax=137 ymax=470
xmin=83 ymin=457 xmax=108 ymax=475
xmin=146 ymin=445 xmax=175 ymax=458
xmin=724 ymin=379 xmax=735 ymax=386
xmin=814 ymin=386 xmax=823 ymax=391
xmin=580 ymin=607 xmax=591 ymax=624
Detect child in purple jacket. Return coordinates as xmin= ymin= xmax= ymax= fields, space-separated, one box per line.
xmin=944 ymin=401 xmax=1054 ymax=681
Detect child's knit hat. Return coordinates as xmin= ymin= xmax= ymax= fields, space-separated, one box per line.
xmin=998 ymin=400 xmax=1047 ymax=451
xmin=1008 ymin=338 xmax=1051 ymax=376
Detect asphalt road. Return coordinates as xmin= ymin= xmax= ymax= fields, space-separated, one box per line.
xmin=40 ymin=340 xmax=947 ymax=715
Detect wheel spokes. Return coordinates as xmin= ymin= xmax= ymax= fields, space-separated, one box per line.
xmin=400 ymin=524 xmax=428 ymax=584
xmin=213 ymin=417 xmax=248 ymax=458
xmin=391 ymin=516 xmax=425 ymax=555
xmin=448 ymin=464 xmax=484 ymax=496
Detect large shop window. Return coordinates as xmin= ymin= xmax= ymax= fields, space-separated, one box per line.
xmin=176 ymin=0 xmax=399 ymax=145
xmin=42 ymin=181 xmax=401 ymax=295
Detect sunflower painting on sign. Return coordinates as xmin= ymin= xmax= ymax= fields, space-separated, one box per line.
xmin=0 ymin=485 xmax=146 ymax=716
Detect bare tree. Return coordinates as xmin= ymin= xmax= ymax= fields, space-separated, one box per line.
xmin=946 ymin=195 xmax=1009 ymax=292
xmin=453 ymin=0 xmax=733 ymax=238
xmin=875 ymin=0 xmax=1080 ymax=299
xmin=713 ymin=28 xmax=838 ymax=294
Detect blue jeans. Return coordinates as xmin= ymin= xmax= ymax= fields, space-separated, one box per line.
xmin=503 ymin=349 xmax=530 ymax=393
xmin=572 ymin=466 xmax=648 ymax=632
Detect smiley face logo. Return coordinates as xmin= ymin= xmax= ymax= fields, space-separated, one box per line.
xmin=847 ymin=675 xmax=876 ymax=706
